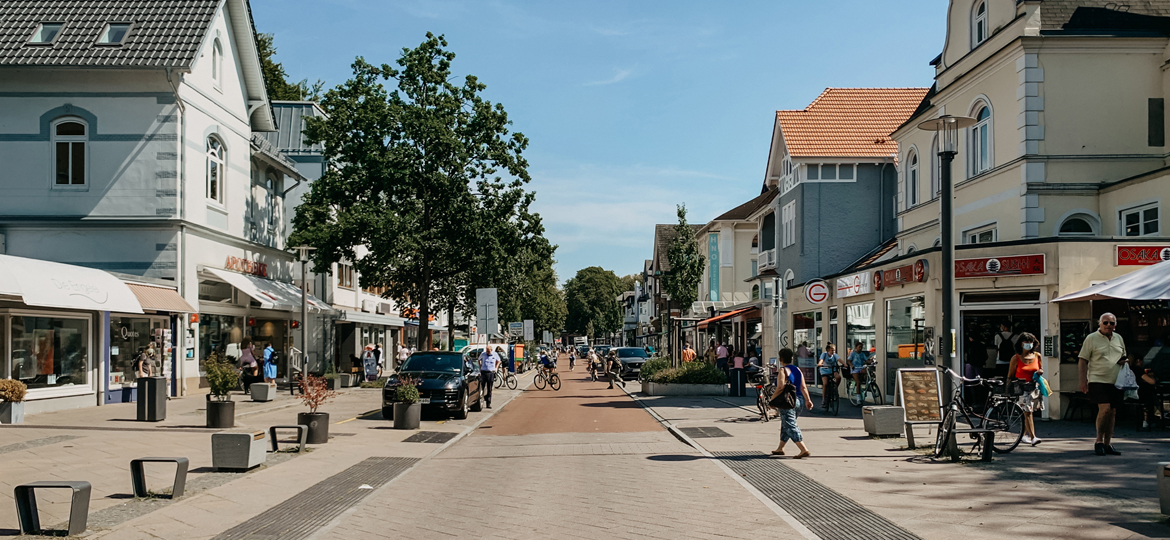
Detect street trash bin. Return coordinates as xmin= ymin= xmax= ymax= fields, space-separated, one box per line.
xmin=136 ymin=376 xmax=167 ymax=422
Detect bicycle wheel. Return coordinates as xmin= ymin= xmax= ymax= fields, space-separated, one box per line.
xmin=756 ymin=389 xmax=769 ymax=422
xmin=934 ymin=408 xmax=957 ymax=460
xmin=847 ymin=379 xmax=862 ymax=406
xmin=828 ymin=386 xmax=840 ymax=416
xmin=867 ymin=381 xmax=883 ymax=405
xmin=506 ymin=374 xmax=518 ymax=390
xmin=495 ymin=373 xmax=505 ymax=389
xmin=549 ymin=374 xmax=561 ymax=391
xmin=985 ymin=401 xmax=1025 ymax=453
xmin=534 ymin=373 xmax=547 ymax=390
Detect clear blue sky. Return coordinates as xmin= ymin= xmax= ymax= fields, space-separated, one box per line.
xmin=253 ymin=0 xmax=948 ymax=282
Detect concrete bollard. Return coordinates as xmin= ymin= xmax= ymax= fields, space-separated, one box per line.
xmin=1159 ymin=462 xmax=1170 ymax=514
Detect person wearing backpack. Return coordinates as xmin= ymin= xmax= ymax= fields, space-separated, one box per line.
xmin=262 ymin=342 xmax=278 ymax=383
xmin=994 ymin=322 xmax=1018 ymax=379
xmin=770 ymin=347 xmax=813 ymax=458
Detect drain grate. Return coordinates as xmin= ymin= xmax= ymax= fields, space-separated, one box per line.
xmin=714 ymin=451 xmax=920 ymax=540
xmin=403 ymin=431 xmax=458 ymax=444
xmin=679 ymin=427 xmax=732 ymax=439
xmin=212 ymin=456 xmax=418 ymax=540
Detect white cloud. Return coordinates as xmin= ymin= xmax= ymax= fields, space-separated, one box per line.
xmin=584 ymin=68 xmax=633 ymax=86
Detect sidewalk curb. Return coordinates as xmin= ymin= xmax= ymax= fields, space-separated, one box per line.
xmin=618 ymin=385 xmax=823 ymax=540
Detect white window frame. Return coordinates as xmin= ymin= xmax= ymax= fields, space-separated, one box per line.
xmin=51 ymin=117 xmax=89 ymax=190
xmin=338 ymin=263 xmax=355 ymax=289
xmin=95 ymin=23 xmax=132 ymax=46
xmin=782 ymin=201 xmax=796 ymax=248
xmin=906 ymin=150 xmax=919 ymax=208
xmin=266 ymin=170 xmax=280 ymax=231
xmin=972 ymin=1 xmax=988 ymax=49
xmin=2 ymin=309 xmax=97 ymax=399
xmin=212 ymin=38 xmax=223 ymax=90
xmin=964 ymin=224 xmax=997 ymax=244
xmin=969 ymin=102 xmax=992 ymax=177
xmin=1057 ymin=213 xmax=1099 ymax=236
xmin=929 ymin=135 xmax=940 ymax=197
xmin=26 ymin=22 xmax=64 ymax=45
xmin=206 ymin=136 xmax=226 ymax=206
xmin=1120 ymin=203 xmax=1160 ymax=237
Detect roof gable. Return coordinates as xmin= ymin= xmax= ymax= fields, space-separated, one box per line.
xmin=775 ymin=87 xmax=930 ymax=158
xmin=713 ymin=187 xmax=778 ymax=222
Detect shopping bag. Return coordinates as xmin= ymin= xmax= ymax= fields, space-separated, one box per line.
xmin=1115 ymin=363 xmax=1139 ymax=390
xmin=1125 ymin=388 xmax=1139 ymax=401
xmin=1033 ymin=372 xmax=1051 ymax=397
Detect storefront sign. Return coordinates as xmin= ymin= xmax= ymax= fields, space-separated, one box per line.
xmin=835 ymin=272 xmax=872 ymax=298
xmin=873 ymin=259 xmax=929 ymax=291
xmin=804 ymin=280 xmax=829 ymax=304
xmin=225 ymin=256 xmax=268 ymax=278
xmin=1116 ymin=245 xmax=1170 ymax=266
xmin=954 ymin=254 xmax=1044 ymax=279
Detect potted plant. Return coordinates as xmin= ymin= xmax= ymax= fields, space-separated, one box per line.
xmin=205 ymin=352 xmax=239 ymax=428
xmin=297 ymin=374 xmax=338 ymax=444
xmin=0 ymin=379 xmax=28 ymax=424
xmin=393 ymin=375 xmax=422 ymax=430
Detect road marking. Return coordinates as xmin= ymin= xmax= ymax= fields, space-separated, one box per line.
xmin=334 ymin=409 xmax=381 ymax=424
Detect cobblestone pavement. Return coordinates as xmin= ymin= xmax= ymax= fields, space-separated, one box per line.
xmin=315 ymin=366 xmax=804 ymax=540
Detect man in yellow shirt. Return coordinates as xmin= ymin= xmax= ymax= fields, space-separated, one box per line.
xmin=1078 ymin=312 xmax=1127 ymax=456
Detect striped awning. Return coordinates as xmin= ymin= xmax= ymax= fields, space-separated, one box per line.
xmin=125 ymin=283 xmax=195 ymax=313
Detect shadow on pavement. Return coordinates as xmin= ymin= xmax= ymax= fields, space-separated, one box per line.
xmin=646 ymin=454 xmax=706 ymax=462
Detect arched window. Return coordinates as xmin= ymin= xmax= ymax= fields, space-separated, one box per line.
xmin=972 ymin=2 xmax=988 ymax=48
xmin=266 ymin=170 xmax=280 ymax=230
xmin=211 ymin=38 xmax=223 ymax=87
xmin=929 ymin=135 xmax=940 ymax=197
xmin=52 ymin=118 xmax=87 ymax=187
xmin=932 ymin=237 xmax=942 ymax=248
xmin=1058 ymin=213 xmax=1099 ymax=236
xmin=970 ymin=104 xmax=992 ymax=176
xmin=906 ymin=150 xmax=919 ymax=207
xmin=906 ymin=245 xmax=917 ymax=254
xmin=206 ymin=136 xmax=225 ymax=204
xmin=752 ymin=285 xmax=760 ymax=301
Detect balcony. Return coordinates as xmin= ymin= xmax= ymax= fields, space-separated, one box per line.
xmin=759 ymin=248 xmax=777 ymax=271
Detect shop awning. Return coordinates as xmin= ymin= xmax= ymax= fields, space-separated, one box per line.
xmin=0 ymin=254 xmax=143 ymax=313
xmin=696 ymin=307 xmax=760 ymax=330
xmin=340 ymin=309 xmax=405 ymax=327
xmin=126 ymin=283 xmax=195 ymax=313
xmin=202 ymin=268 xmax=334 ymax=313
xmin=1054 ymin=260 xmax=1170 ymax=302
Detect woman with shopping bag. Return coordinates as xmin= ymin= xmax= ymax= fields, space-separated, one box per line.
xmin=1007 ymin=332 xmax=1044 ymax=446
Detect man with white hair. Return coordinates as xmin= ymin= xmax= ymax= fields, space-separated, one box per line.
xmin=1079 ymin=312 xmax=1127 ymax=456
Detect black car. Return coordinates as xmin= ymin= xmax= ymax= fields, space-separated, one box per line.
xmin=613 ymin=347 xmax=649 ymax=379
xmin=383 ymin=352 xmax=482 ymax=420
xmin=594 ymin=345 xmax=612 ymax=359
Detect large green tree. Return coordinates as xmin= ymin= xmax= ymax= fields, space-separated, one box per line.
xmin=291 ymin=33 xmax=543 ymax=349
xmin=564 ymin=267 xmax=623 ymax=338
xmin=661 ymin=204 xmax=705 ymax=359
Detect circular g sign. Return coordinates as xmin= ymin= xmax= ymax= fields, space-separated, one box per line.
xmin=804 ymin=280 xmax=829 ymax=305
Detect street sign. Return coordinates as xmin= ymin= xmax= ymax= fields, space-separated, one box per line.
xmin=476 ymin=288 xmax=498 ymax=337
xmin=508 ymin=321 xmax=523 ymax=337
xmin=804 ymin=280 xmax=829 ymax=304
xmin=523 ymin=320 xmax=534 ymax=341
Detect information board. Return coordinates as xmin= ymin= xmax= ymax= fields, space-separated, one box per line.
xmin=897 ymin=368 xmax=942 ymax=423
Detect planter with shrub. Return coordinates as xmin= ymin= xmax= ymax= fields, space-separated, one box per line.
xmin=205 ymin=353 xmax=239 ymax=428
xmin=0 ymin=379 xmax=27 ymax=424
xmin=297 ymin=374 xmax=338 ymax=444
xmin=392 ymin=375 xmax=422 ymax=430
xmin=643 ymin=362 xmax=727 ymax=396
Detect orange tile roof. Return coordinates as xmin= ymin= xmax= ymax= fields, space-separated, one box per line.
xmin=776 ymin=88 xmax=929 ymax=158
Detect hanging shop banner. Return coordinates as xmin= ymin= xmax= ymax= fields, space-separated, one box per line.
xmin=804 ymin=280 xmax=829 ymax=304
xmin=835 ymin=271 xmax=872 ymax=299
xmin=873 ymin=259 xmax=929 ymax=291
xmin=954 ymin=254 xmax=1045 ymax=279
xmin=1116 ymin=245 xmax=1170 ymax=266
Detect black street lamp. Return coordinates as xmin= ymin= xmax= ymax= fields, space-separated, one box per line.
xmin=917 ymin=115 xmax=976 ymax=377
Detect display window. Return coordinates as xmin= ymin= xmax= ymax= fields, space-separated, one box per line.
xmin=885 ymin=296 xmax=926 ymax=395
xmin=792 ymin=311 xmax=822 ymax=384
xmin=845 ymin=302 xmax=876 ymax=353
xmin=10 ymin=315 xmax=90 ymax=390
xmin=110 ymin=317 xmax=169 ymax=387
xmin=199 ymin=314 xmax=243 ymax=375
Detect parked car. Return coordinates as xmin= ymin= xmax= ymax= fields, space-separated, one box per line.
xmin=612 ymin=347 xmax=649 ymax=380
xmin=594 ymin=345 xmax=612 ymax=359
xmin=383 ymin=352 xmax=482 ymax=420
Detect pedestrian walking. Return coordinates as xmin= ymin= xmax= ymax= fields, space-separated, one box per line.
xmin=607 ymin=350 xmax=625 ymax=389
xmin=994 ymin=321 xmax=1019 ymax=379
xmin=716 ymin=341 xmax=729 ymax=375
xmin=682 ymin=343 xmax=697 ymax=363
xmin=771 ymin=347 xmax=812 ymax=458
xmin=262 ymin=341 xmax=278 ymax=383
xmin=729 ymin=348 xmax=745 ymax=397
xmin=817 ymin=343 xmax=843 ymax=409
xmin=479 ymin=346 xmax=501 ymax=409
xmin=704 ymin=339 xmax=718 ymax=366
xmin=1007 ymin=332 xmax=1043 ymax=446
xmin=1078 ymin=313 xmax=1127 ymax=456
xmin=396 ymin=345 xmax=411 ymax=370
xmin=568 ymin=349 xmax=576 ymax=371
xmin=373 ymin=343 xmax=384 ymax=378
xmin=1132 ymin=355 xmax=1159 ymax=430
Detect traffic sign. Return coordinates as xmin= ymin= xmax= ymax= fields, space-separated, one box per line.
xmin=523 ymin=319 xmax=534 ymax=341
xmin=804 ymin=280 xmax=829 ymax=304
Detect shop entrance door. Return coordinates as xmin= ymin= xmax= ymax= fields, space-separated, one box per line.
xmin=960 ymin=309 xmax=1042 ymax=378
xmin=251 ymin=319 xmax=288 ymax=378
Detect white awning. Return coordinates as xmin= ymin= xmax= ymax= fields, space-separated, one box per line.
xmin=1054 ymin=260 xmax=1170 ymax=302
xmin=0 ymin=254 xmax=143 ymax=313
xmin=202 ymin=267 xmax=334 ymax=313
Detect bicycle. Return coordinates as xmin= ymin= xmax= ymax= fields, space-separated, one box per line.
xmin=934 ymin=367 xmax=1025 ymax=460
xmin=754 ymin=384 xmax=771 ymax=422
xmin=821 ymin=372 xmax=841 ymax=416
xmin=847 ymin=362 xmax=883 ymax=406
xmin=495 ymin=367 xmax=518 ymax=390
xmin=533 ymin=367 xmax=561 ymax=390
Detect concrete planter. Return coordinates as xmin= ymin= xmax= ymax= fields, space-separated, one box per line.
xmin=250 ymin=383 xmax=275 ymax=402
xmin=325 ymin=377 xmax=340 ymax=391
xmin=212 ymin=430 xmax=267 ymax=470
xmin=206 ymin=399 xmax=235 ymax=429
xmin=642 ymin=382 xmax=727 ymax=396
xmin=297 ymin=412 xmax=330 ymax=444
xmin=340 ymin=373 xmax=355 ymax=387
xmin=393 ymin=402 xmax=421 ymax=430
xmin=0 ymin=401 xmax=24 ymax=424
xmin=862 ymin=406 xmax=905 ymax=436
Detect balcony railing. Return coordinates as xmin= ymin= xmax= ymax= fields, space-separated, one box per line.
xmin=759 ymin=248 xmax=777 ymax=271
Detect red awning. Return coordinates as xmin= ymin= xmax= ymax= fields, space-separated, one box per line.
xmin=696 ymin=307 xmax=760 ymax=330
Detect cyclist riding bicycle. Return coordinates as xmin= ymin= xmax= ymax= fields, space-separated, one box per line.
xmin=818 ymin=343 xmax=844 ymax=409
xmin=568 ymin=350 xmax=576 ymax=371
xmin=848 ymin=341 xmax=873 ymax=397
xmin=539 ymin=351 xmax=557 ymax=376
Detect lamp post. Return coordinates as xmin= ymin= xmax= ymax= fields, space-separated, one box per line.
xmin=293 ymin=245 xmax=316 ymax=391
xmin=917 ymin=115 xmax=976 ymax=378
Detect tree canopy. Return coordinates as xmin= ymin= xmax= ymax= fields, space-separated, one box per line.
xmin=291 ymin=33 xmax=546 ymax=348
xmin=564 ymin=267 xmax=622 ymax=338
xmin=662 ymin=204 xmax=704 ymax=311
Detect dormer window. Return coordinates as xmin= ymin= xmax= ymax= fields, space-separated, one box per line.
xmin=27 ymin=23 xmax=63 ymax=45
xmin=972 ymin=2 xmax=988 ymax=48
xmin=96 ymin=23 xmax=131 ymax=45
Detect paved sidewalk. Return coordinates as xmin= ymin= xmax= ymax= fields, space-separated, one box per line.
xmin=628 ymin=391 xmax=1170 ymax=540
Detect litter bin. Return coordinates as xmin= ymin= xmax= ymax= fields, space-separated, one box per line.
xmin=137 ymin=376 xmax=167 ymax=422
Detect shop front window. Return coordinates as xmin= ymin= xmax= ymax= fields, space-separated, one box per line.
xmin=199 ymin=314 xmax=243 ymax=375
xmin=885 ymin=296 xmax=926 ymax=396
xmin=11 ymin=315 xmax=89 ymax=389
xmin=792 ymin=311 xmax=822 ymax=385
xmin=845 ymin=302 xmax=876 ymax=359
xmin=110 ymin=317 xmax=169 ymax=387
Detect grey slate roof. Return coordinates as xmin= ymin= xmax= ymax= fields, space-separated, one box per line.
xmin=1040 ymin=0 xmax=1170 ymax=31
xmin=713 ymin=187 xmax=777 ymax=222
xmin=0 ymin=1 xmax=219 ymax=68
xmin=266 ymin=101 xmax=325 ymax=155
xmin=251 ymin=133 xmax=306 ymax=181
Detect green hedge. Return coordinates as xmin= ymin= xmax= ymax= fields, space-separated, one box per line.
xmin=639 ymin=357 xmax=670 ymax=380
xmin=649 ymin=362 xmax=726 ymax=385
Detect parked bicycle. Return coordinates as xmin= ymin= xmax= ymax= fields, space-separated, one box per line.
xmin=934 ymin=366 xmax=1025 ymax=460
xmin=533 ymin=367 xmax=561 ymax=391
xmin=846 ymin=362 xmax=882 ymax=406
xmin=754 ymin=384 xmax=771 ymax=422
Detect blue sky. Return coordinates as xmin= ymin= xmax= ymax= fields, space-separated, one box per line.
xmin=253 ymin=0 xmax=948 ymax=282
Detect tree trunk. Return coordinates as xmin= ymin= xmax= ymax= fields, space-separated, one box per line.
xmin=418 ymin=277 xmax=431 ymax=351
xmin=447 ymin=303 xmax=455 ymax=350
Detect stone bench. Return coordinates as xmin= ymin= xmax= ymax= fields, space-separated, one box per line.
xmin=14 ymin=480 xmax=91 ymax=536
xmin=130 ymin=457 xmax=189 ymax=499
xmin=212 ymin=431 xmax=267 ymax=471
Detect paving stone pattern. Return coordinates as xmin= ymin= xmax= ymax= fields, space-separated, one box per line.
xmin=678 ymin=426 xmax=731 ymax=439
xmin=0 ymin=435 xmax=80 ymax=455
xmin=714 ymin=451 xmax=922 ymax=540
xmin=212 ymin=456 xmax=418 ymax=540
